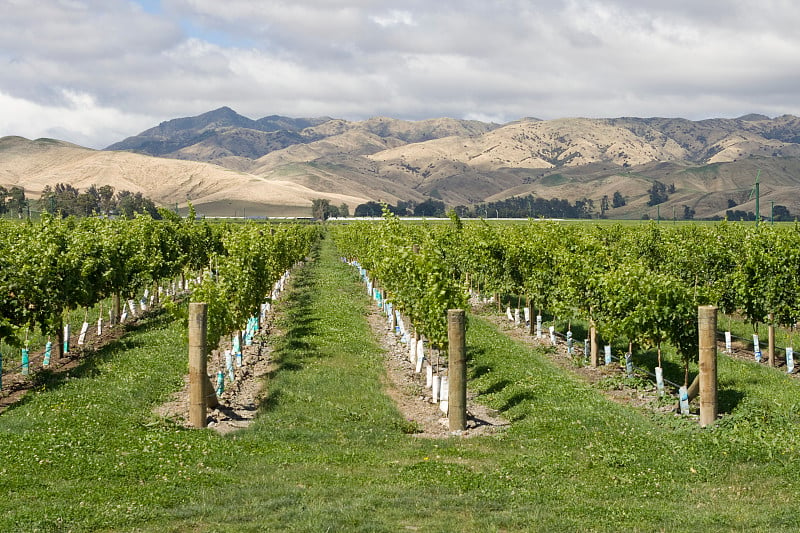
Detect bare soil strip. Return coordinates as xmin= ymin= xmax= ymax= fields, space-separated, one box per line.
xmin=366 ymin=307 xmax=509 ymax=438
xmin=1 ymin=312 xmax=150 ymax=414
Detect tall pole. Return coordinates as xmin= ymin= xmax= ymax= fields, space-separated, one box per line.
xmin=754 ymin=169 xmax=760 ymax=227
xmin=698 ymin=305 xmax=718 ymax=427
xmin=447 ymin=309 xmax=467 ymax=432
xmin=189 ymin=302 xmax=208 ymax=428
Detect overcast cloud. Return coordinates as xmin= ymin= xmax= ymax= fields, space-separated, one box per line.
xmin=2 ymin=0 xmax=799 ymax=148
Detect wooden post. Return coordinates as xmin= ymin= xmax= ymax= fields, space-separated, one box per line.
xmin=205 ymin=375 xmax=219 ymax=409
xmin=54 ymin=316 xmax=64 ymax=362
xmin=189 ymin=302 xmax=208 ymax=428
xmin=447 ymin=309 xmax=467 ymax=432
xmin=768 ymin=313 xmax=775 ymax=367
xmin=698 ymin=305 xmax=718 ymax=427
xmin=528 ymin=299 xmax=535 ymax=336
xmin=590 ymin=317 xmax=598 ymax=367
xmin=111 ymin=293 xmax=120 ymax=326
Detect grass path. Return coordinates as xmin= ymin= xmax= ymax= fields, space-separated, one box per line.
xmin=1 ymin=237 xmax=800 ymax=531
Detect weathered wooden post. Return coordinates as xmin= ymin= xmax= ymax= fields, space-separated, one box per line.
xmin=768 ymin=313 xmax=775 ymax=367
xmin=53 ymin=316 xmax=64 ymax=362
xmin=698 ymin=305 xmax=718 ymax=427
xmin=528 ymin=300 xmax=535 ymax=336
xmin=189 ymin=302 xmax=208 ymax=428
xmin=448 ymin=309 xmax=467 ymax=432
xmin=111 ymin=293 xmax=121 ymax=326
xmin=589 ymin=315 xmax=598 ymax=367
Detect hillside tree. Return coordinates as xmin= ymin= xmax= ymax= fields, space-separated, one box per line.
xmin=647 ymin=181 xmax=669 ymax=206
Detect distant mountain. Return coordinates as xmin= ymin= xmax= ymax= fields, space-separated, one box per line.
xmin=106 ymin=108 xmax=498 ymax=163
xmin=0 ymin=135 xmax=366 ymax=217
xmin=105 ymin=106 xmax=332 ymax=160
xmin=6 ymin=108 xmax=800 ymax=218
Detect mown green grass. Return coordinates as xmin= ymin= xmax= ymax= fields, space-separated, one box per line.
xmin=1 ymin=238 xmax=800 ymax=531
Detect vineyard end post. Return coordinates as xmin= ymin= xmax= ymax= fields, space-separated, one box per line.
xmin=189 ymin=302 xmax=208 ymax=428
xmin=768 ymin=313 xmax=775 ymax=367
xmin=111 ymin=293 xmax=120 ymax=326
xmin=698 ymin=305 xmax=718 ymax=427
xmin=528 ymin=300 xmax=535 ymax=336
xmin=53 ymin=315 xmax=65 ymax=362
xmin=447 ymin=309 xmax=467 ymax=432
xmin=589 ymin=318 xmax=598 ymax=367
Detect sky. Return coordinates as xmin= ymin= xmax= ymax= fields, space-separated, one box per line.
xmin=2 ymin=0 xmax=800 ymax=148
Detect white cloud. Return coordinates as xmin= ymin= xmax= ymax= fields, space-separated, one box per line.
xmin=0 ymin=89 xmax=157 ymax=148
xmin=2 ymin=0 xmax=800 ymax=147
xmin=370 ymin=10 xmax=415 ymax=28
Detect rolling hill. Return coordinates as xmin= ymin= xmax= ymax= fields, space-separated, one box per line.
xmin=0 ymin=136 xmax=365 ymax=217
xmin=3 ymin=108 xmax=800 ymax=218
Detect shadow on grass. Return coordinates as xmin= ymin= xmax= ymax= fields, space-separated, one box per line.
xmin=498 ymin=390 xmax=536 ymax=420
xmin=469 ymin=364 xmax=492 ymax=380
xmin=259 ymin=246 xmax=323 ymax=410
xmin=479 ymin=379 xmax=512 ymax=396
xmin=718 ymin=388 xmax=746 ymax=415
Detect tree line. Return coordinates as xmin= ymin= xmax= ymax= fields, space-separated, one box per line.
xmin=346 ymin=193 xmax=628 ymax=219
xmin=38 ymin=183 xmax=161 ymax=218
xmin=1 ymin=184 xmax=164 ymax=219
xmin=0 ymin=186 xmax=28 ymax=218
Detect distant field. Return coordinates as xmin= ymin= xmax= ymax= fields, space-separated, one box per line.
xmin=329 ymin=216 xmax=771 ymax=228
xmin=184 ymin=200 xmax=312 ymax=218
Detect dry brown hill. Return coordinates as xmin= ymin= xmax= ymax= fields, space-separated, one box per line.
xmin=0 ymin=136 xmax=366 ymax=217
xmin=5 ymin=109 xmax=800 ymax=218
xmin=251 ymin=115 xmax=800 ymax=217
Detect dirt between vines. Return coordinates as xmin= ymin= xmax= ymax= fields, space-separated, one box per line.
xmin=366 ymin=309 xmax=510 ymax=439
xmin=474 ymin=303 xmax=800 ymax=421
xmin=159 ymin=303 xmax=512 ymax=438
xmin=154 ymin=318 xmax=278 ymax=435
xmin=475 ymin=306 xmax=680 ymax=416
xmin=0 ymin=310 xmax=149 ymax=414
xmin=157 ymin=302 xmax=800 ymax=433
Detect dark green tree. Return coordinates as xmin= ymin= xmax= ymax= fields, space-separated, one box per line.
xmin=413 ymin=198 xmax=446 ymax=217
xmin=647 ymin=181 xmax=668 ymax=206
xmin=7 ymin=186 xmax=27 ymax=218
xmin=354 ymin=201 xmax=384 ymax=217
xmin=773 ymin=205 xmax=793 ymax=222
xmin=600 ymin=195 xmax=610 ymax=217
xmin=311 ymin=198 xmax=331 ymax=220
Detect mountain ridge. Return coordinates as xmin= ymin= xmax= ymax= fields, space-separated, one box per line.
xmin=4 ymin=108 xmax=800 ymax=218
